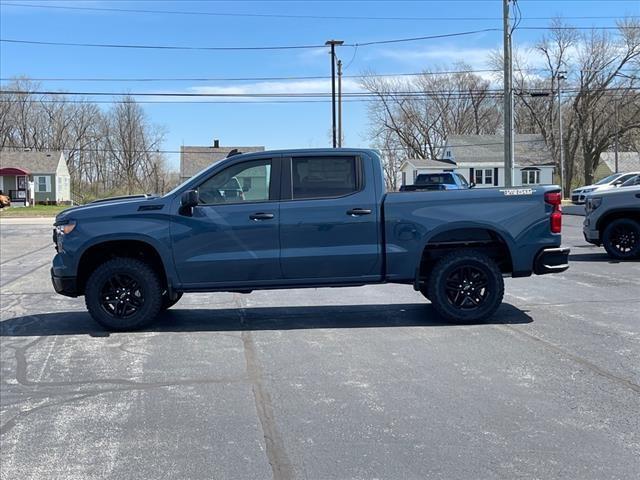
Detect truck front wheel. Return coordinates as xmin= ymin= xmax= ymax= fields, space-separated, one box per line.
xmin=427 ymin=251 xmax=504 ymax=324
xmin=85 ymin=257 xmax=163 ymax=331
xmin=602 ymin=218 xmax=640 ymax=260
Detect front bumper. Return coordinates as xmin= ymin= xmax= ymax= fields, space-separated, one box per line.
xmin=51 ymin=268 xmax=79 ymax=297
xmin=533 ymin=247 xmax=570 ymax=275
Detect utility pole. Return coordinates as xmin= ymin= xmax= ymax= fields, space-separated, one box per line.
xmin=337 ymin=59 xmax=343 ymax=148
xmin=503 ymin=0 xmax=514 ymax=187
xmin=614 ymin=97 xmax=619 ymax=173
xmin=325 ymin=40 xmax=343 ymax=148
xmin=557 ymin=71 xmax=567 ymax=197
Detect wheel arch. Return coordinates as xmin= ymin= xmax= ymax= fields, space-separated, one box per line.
xmin=76 ymin=237 xmax=170 ymax=295
xmin=596 ymin=208 xmax=640 ymax=233
xmin=415 ymin=223 xmax=515 ymax=287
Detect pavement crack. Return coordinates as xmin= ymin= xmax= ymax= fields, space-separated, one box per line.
xmin=238 ymin=299 xmax=295 ymax=480
xmin=500 ymin=324 xmax=640 ymax=393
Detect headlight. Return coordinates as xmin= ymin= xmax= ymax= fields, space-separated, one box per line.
xmin=56 ymin=220 xmax=77 ymax=236
xmin=582 ymin=187 xmax=596 ymax=194
xmin=587 ymin=197 xmax=602 ymax=211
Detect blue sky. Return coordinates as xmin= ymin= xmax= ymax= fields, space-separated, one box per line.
xmin=1 ymin=0 xmax=639 ymax=169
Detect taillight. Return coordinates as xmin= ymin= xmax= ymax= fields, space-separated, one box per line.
xmin=545 ymin=191 xmax=562 ymax=234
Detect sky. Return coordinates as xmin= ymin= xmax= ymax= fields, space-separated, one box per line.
xmin=1 ymin=0 xmax=639 ymax=169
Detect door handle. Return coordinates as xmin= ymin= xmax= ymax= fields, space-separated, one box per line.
xmin=347 ymin=208 xmax=372 ymax=216
xmin=249 ymin=212 xmax=275 ymax=221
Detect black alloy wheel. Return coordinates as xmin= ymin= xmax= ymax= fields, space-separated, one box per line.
xmin=427 ymin=251 xmax=504 ymax=323
xmin=85 ymin=257 xmax=163 ymax=331
xmin=444 ymin=265 xmax=489 ymax=310
xmin=603 ymin=219 xmax=640 ymax=260
xmin=100 ymin=273 xmax=144 ymax=318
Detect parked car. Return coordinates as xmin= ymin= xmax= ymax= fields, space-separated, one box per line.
xmin=583 ymin=186 xmax=640 ymax=259
xmin=400 ymin=172 xmax=471 ymax=192
xmin=51 ymin=148 xmax=569 ymax=330
xmin=571 ymin=172 xmax=639 ymax=204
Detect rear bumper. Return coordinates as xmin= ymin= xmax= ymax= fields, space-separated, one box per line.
xmin=533 ymin=247 xmax=570 ymax=275
xmin=51 ymin=268 xmax=79 ymax=297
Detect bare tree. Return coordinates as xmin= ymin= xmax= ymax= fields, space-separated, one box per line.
xmin=361 ymin=64 xmax=502 ymax=166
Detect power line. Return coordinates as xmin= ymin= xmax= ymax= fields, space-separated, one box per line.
xmin=2 ymin=86 xmax=636 ymax=98
xmin=0 ymin=70 xmax=504 ymax=82
xmin=3 ymin=139 xmax=554 ymax=157
xmin=1 ymin=2 xmax=637 ymax=22
xmin=0 ymin=29 xmax=503 ymax=51
xmin=1 ymin=68 xmax=635 ymax=83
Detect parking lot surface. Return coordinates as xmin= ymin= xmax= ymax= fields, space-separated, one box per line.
xmin=1 ymin=215 xmax=639 ymax=479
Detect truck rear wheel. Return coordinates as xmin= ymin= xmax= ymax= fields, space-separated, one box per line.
xmin=85 ymin=257 xmax=163 ymax=331
xmin=427 ymin=251 xmax=504 ymax=324
xmin=602 ymin=218 xmax=640 ymax=260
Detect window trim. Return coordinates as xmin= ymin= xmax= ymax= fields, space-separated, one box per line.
xmin=521 ymin=168 xmax=540 ymax=185
xmin=195 ymin=157 xmax=280 ymax=207
xmin=281 ymin=155 xmax=364 ymax=202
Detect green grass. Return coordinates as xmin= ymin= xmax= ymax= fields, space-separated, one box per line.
xmin=0 ymin=205 xmax=69 ymax=217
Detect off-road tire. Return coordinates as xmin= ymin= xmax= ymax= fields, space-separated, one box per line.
xmin=161 ymin=292 xmax=183 ymax=310
xmin=85 ymin=257 xmax=163 ymax=331
xmin=602 ymin=218 xmax=640 ymax=260
xmin=427 ymin=250 xmax=504 ymax=324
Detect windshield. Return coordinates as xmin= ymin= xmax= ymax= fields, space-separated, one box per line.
xmin=620 ymin=174 xmax=640 ymax=187
xmin=455 ymin=173 xmax=469 ymax=187
xmin=595 ymin=173 xmax=623 ymax=185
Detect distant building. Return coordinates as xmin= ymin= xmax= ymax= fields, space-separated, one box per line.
xmin=179 ymin=139 xmax=265 ymax=182
xmin=0 ymin=150 xmax=71 ymax=205
xmin=399 ymin=134 xmax=555 ymax=188
xmin=596 ymin=151 xmax=640 ymax=178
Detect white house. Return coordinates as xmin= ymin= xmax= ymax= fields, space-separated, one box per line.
xmin=400 ymin=134 xmax=555 ymax=188
xmin=0 ymin=150 xmax=71 ymax=205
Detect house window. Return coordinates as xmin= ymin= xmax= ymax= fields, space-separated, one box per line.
xmin=402 ymin=171 xmax=407 ymax=186
xmin=35 ymin=176 xmax=51 ymax=193
xmin=521 ymin=169 xmax=540 ymax=185
xmin=445 ymin=150 xmax=452 ymax=159
xmin=474 ymin=169 xmax=493 ymax=185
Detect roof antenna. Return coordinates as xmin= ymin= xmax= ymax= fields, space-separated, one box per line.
xmin=226 ymin=149 xmax=242 ymax=158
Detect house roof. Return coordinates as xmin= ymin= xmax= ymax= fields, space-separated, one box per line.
xmin=402 ymin=158 xmax=456 ymax=169
xmin=600 ymin=152 xmax=640 ymax=173
xmin=0 ymin=150 xmax=63 ymax=174
xmin=447 ymin=134 xmax=554 ymax=166
xmin=180 ymin=145 xmax=265 ymax=178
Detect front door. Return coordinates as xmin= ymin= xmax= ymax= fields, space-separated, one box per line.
xmin=172 ymin=157 xmax=282 ymax=287
xmin=279 ymin=154 xmax=381 ymax=282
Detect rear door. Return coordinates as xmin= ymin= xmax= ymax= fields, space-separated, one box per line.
xmin=172 ymin=157 xmax=282 ymax=287
xmin=278 ymin=152 xmax=382 ymax=282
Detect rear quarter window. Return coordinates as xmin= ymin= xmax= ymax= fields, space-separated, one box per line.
xmin=291 ymin=156 xmax=358 ymax=199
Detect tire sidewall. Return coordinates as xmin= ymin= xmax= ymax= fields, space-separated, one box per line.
xmin=428 ymin=252 xmax=504 ymax=323
xmin=603 ymin=219 xmax=640 ymax=260
xmin=85 ymin=258 xmax=162 ymax=330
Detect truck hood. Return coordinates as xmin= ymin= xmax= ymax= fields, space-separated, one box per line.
xmin=55 ymin=194 xmax=164 ymax=224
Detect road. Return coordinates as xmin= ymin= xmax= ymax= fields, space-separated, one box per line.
xmin=1 ymin=215 xmax=638 ymax=479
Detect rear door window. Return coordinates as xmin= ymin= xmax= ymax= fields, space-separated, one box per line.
xmin=291 ymin=156 xmax=358 ymax=199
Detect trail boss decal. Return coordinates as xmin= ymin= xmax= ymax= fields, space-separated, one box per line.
xmin=499 ymin=188 xmax=535 ymax=196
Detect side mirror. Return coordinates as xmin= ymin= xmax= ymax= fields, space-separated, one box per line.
xmin=181 ymin=189 xmax=199 ymax=208
xmin=469 ymin=182 xmax=476 ymax=188
xmin=613 ymin=180 xmax=623 ymax=186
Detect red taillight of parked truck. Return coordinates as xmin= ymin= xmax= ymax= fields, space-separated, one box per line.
xmin=544 ymin=191 xmax=562 ymax=234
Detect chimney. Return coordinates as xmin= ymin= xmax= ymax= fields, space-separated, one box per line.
xmin=213 ymin=139 xmax=220 ymax=148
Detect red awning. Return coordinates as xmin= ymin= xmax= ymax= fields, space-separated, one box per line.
xmin=0 ymin=167 xmax=30 ymax=176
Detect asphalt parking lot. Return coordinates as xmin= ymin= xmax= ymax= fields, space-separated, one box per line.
xmin=1 ymin=215 xmax=638 ymax=480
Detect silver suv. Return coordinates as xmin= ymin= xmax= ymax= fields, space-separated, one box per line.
xmin=583 ymin=186 xmax=640 ymax=259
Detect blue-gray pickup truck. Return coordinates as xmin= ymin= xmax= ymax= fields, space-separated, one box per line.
xmin=51 ymin=148 xmax=569 ymax=330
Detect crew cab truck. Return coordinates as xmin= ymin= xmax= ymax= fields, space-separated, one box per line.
xmin=51 ymin=148 xmax=569 ymax=331
xmin=583 ymin=186 xmax=640 ymax=259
